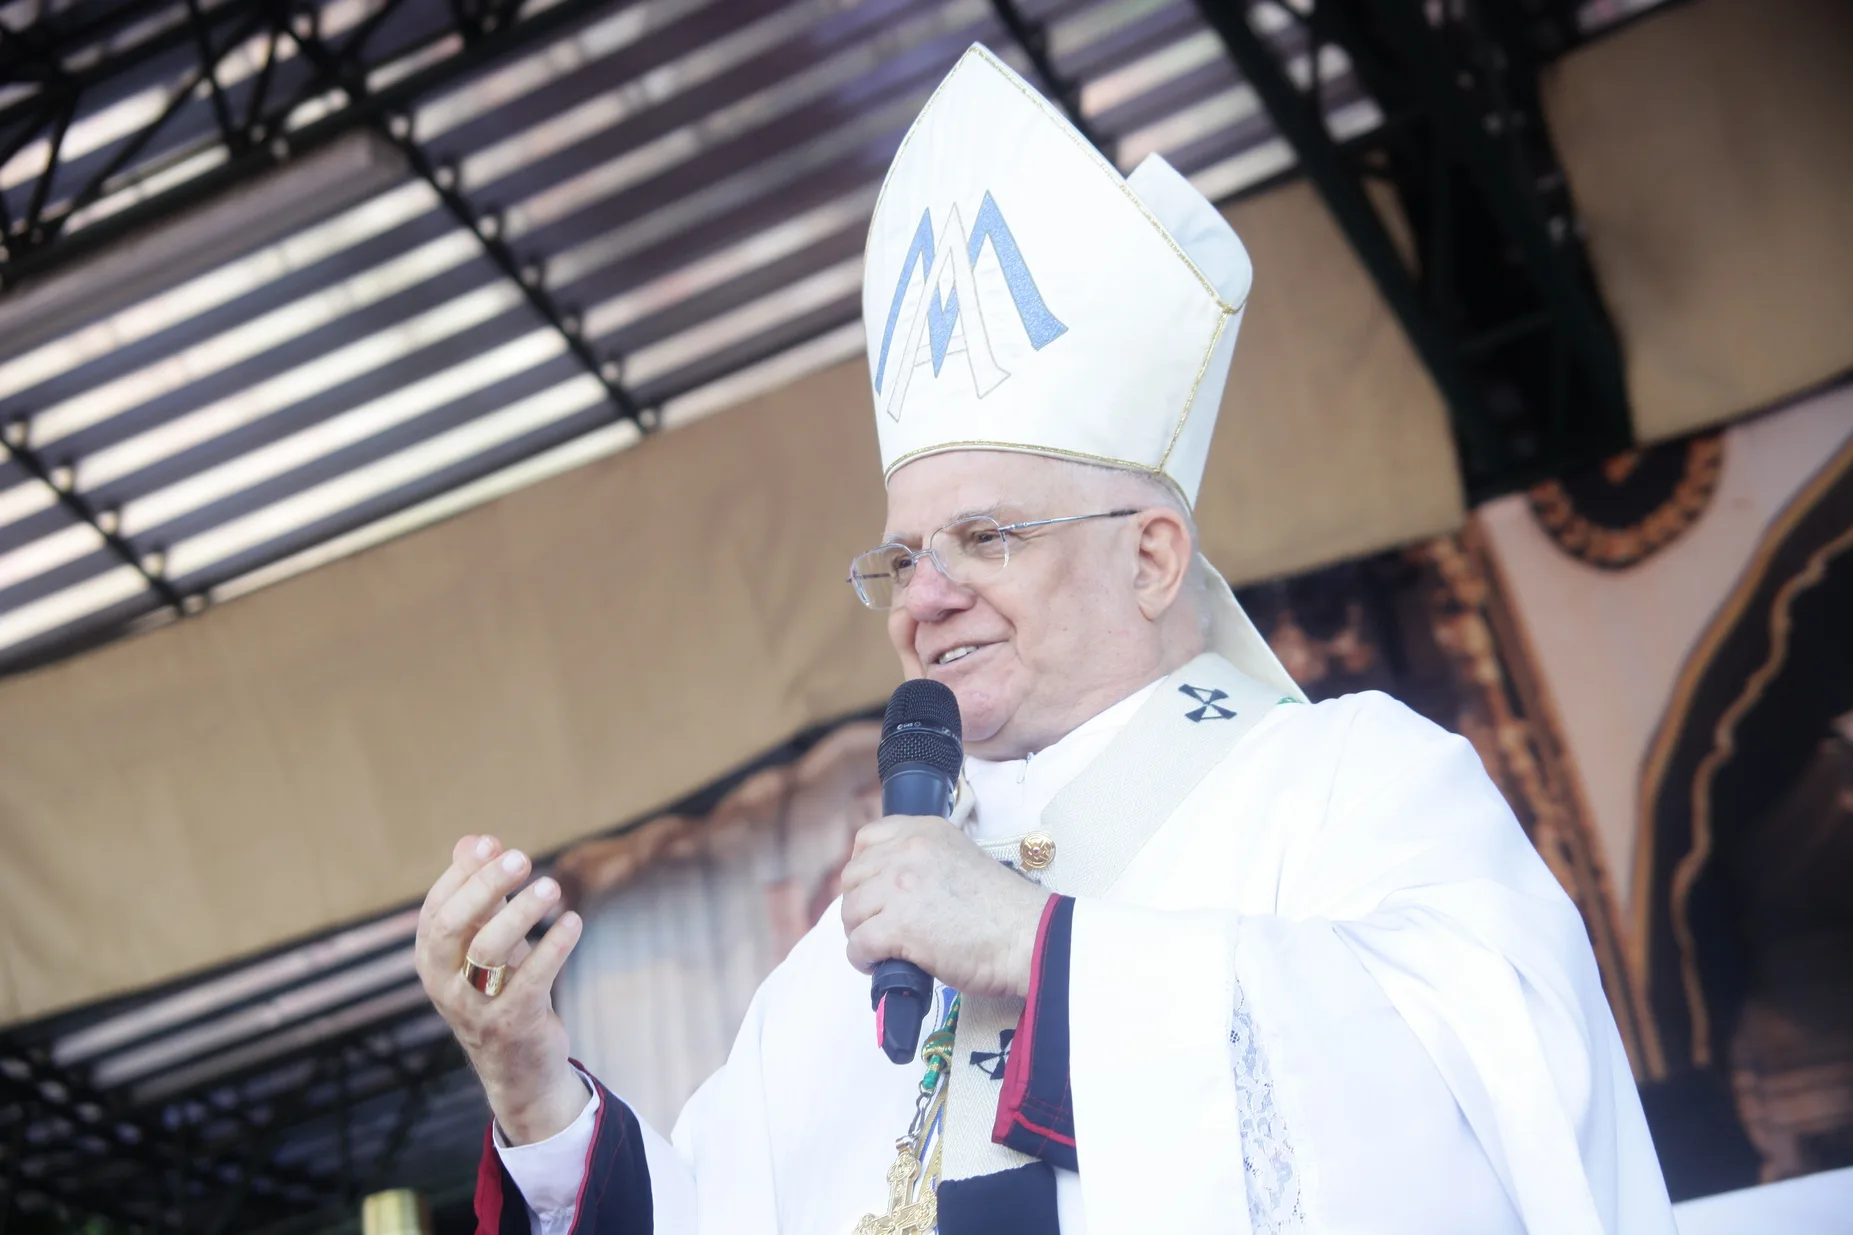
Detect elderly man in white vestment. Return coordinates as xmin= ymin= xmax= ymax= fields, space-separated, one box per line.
xmin=414 ymin=45 xmax=1677 ymax=1235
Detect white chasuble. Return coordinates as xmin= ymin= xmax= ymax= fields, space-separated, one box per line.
xmin=498 ymin=655 xmax=1675 ymax=1235
xmin=1052 ymin=663 xmax=1674 ymax=1235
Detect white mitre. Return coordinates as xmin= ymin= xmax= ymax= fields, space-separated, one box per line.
xmin=862 ymin=44 xmax=1304 ymax=702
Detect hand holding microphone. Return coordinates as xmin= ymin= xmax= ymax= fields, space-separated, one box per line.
xmin=840 ymin=679 xmax=1051 ymax=1063
xmin=867 ymin=679 xmax=962 ymax=1062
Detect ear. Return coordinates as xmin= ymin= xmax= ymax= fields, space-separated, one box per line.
xmin=1129 ymin=507 xmax=1194 ymax=621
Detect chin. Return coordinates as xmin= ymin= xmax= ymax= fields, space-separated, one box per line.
xmin=946 ymin=682 xmax=1008 ymax=748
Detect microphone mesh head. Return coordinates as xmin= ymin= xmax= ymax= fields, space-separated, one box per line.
xmin=882 ymin=678 xmax=962 ymax=742
xmin=878 ymin=679 xmax=963 ymax=782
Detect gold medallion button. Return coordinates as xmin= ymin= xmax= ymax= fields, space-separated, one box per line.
xmin=1019 ymin=831 xmax=1056 ymax=871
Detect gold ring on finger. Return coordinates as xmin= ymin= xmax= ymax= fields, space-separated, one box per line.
xmin=462 ymin=955 xmax=509 ymax=998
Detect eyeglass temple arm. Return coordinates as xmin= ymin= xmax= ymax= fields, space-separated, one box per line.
xmin=998 ymin=508 xmax=1140 ymax=533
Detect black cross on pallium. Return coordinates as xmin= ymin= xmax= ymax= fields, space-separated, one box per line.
xmin=1179 ymin=683 xmax=1237 ymax=722
xmin=970 ymin=1028 xmax=1014 ymax=1079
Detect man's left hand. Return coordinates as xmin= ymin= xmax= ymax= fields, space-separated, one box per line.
xmin=840 ymin=816 xmax=1050 ymax=999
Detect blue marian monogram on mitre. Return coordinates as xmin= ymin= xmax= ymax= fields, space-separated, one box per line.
xmin=873 ymin=191 xmax=1068 ymax=421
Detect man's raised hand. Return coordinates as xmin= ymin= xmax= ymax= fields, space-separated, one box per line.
xmin=414 ymin=834 xmax=590 ymax=1146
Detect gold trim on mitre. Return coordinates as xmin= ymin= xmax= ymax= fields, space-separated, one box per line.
xmin=1158 ymin=307 xmax=1234 ymax=477
xmin=882 ymin=441 xmax=1190 ymax=501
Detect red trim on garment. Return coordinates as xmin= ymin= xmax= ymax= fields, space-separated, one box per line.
xmin=994 ymin=893 xmax=1069 ymax=1146
xmin=1009 ymin=1108 xmax=1078 ymax=1148
xmin=565 ymin=1061 xmax=611 ymax=1235
xmin=473 ymin=1121 xmax=507 ymax=1234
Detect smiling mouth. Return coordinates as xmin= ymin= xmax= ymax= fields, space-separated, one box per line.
xmin=934 ymin=644 xmax=985 ymax=666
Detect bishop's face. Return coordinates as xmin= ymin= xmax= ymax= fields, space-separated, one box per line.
xmin=882 ymin=451 xmax=1167 ymax=760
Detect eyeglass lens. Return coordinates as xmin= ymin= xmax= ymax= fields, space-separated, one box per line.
xmin=849 ymin=516 xmax=1010 ymax=609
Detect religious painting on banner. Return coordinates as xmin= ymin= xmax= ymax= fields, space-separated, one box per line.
xmin=1474 ymin=379 xmax=1853 ymax=1197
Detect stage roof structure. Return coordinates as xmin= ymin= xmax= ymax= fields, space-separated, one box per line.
xmin=17 ymin=0 xmax=1827 ymax=1230
xmin=0 ymin=0 xmax=1674 ymax=677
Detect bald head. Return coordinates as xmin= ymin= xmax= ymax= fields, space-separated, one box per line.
xmin=882 ymin=450 xmax=1208 ymax=759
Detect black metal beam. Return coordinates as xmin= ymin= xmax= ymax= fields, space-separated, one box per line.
xmin=354 ymin=1036 xmax=460 ymax=1196
xmin=1193 ymin=0 xmax=1502 ymax=482
xmin=0 ymin=0 xmax=277 ymax=129
xmin=33 ymin=0 xmax=278 ymax=254
xmin=988 ymin=0 xmax=1113 ymax=158
xmin=0 ymin=434 xmax=186 ymax=613
xmin=184 ymin=0 xmax=245 ymax=154
xmin=1193 ymin=0 xmax=1634 ymax=499
xmin=0 ymin=0 xmax=626 ymax=290
xmin=287 ymin=23 xmax=649 ymax=430
xmin=0 ymin=1011 xmax=473 ymax=1233
xmin=0 ymin=1049 xmax=329 ymax=1231
xmin=1349 ymin=0 xmax=1630 ymax=451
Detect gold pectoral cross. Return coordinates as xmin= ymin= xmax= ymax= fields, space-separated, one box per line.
xmin=854 ymin=1137 xmax=938 ymax=1235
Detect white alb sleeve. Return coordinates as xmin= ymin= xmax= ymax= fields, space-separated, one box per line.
xmin=494 ymin=1067 xmax=700 ymax=1234
xmin=494 ymin=1079 xmax=600 ymax=1235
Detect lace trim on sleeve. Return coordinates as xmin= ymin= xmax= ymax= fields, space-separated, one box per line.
xmin=1230 ymin=976 xmax=1305 ymax=1235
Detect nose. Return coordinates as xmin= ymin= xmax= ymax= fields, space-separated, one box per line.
xmin=903 ymin=551 xmax=973 ymax=622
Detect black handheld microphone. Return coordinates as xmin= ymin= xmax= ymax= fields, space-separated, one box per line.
xmin=870 ymin=678 xmax=963 ymax=1064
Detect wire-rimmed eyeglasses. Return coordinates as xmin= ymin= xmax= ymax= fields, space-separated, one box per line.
xmin=847 ymin=509 xmax=1140 ymax=611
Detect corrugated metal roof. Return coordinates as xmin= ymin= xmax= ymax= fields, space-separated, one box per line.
xmin=0 ymin=0 xmax=1419 ymax=675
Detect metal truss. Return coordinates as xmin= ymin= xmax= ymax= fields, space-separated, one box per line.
xmin=1 ymin=422 xmax=188 ymax=613
xmin=0 ymin=1017 xmax=466 ymax=1232
xmin=987 ymin=0 xmax=1112 ymax=158
xmin=284 ymin=21 xmax=649 ymax=430
xmin=0 ymin=0 xmax=618 ymax=290
xmin=0 ymin=0 xmax=652 ymax=637
xmin=1193 ymin=0 xmax=1634 ymax=500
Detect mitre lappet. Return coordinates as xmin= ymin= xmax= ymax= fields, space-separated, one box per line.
xmin=861 ymin=43 xmax=1302 ymax=703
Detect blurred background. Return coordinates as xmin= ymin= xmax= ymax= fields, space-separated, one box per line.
xmin=0 ymin=0 xmax=1847 ymax=1229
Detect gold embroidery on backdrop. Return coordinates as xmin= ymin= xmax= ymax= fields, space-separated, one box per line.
xmin=1634 ymin=434 xmax=1853 ymax=1070
xmin=1602 ymin=453 xmax=1643 ymax=485
xmin=1527 ymin=434 xmax=1723 ymax=571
